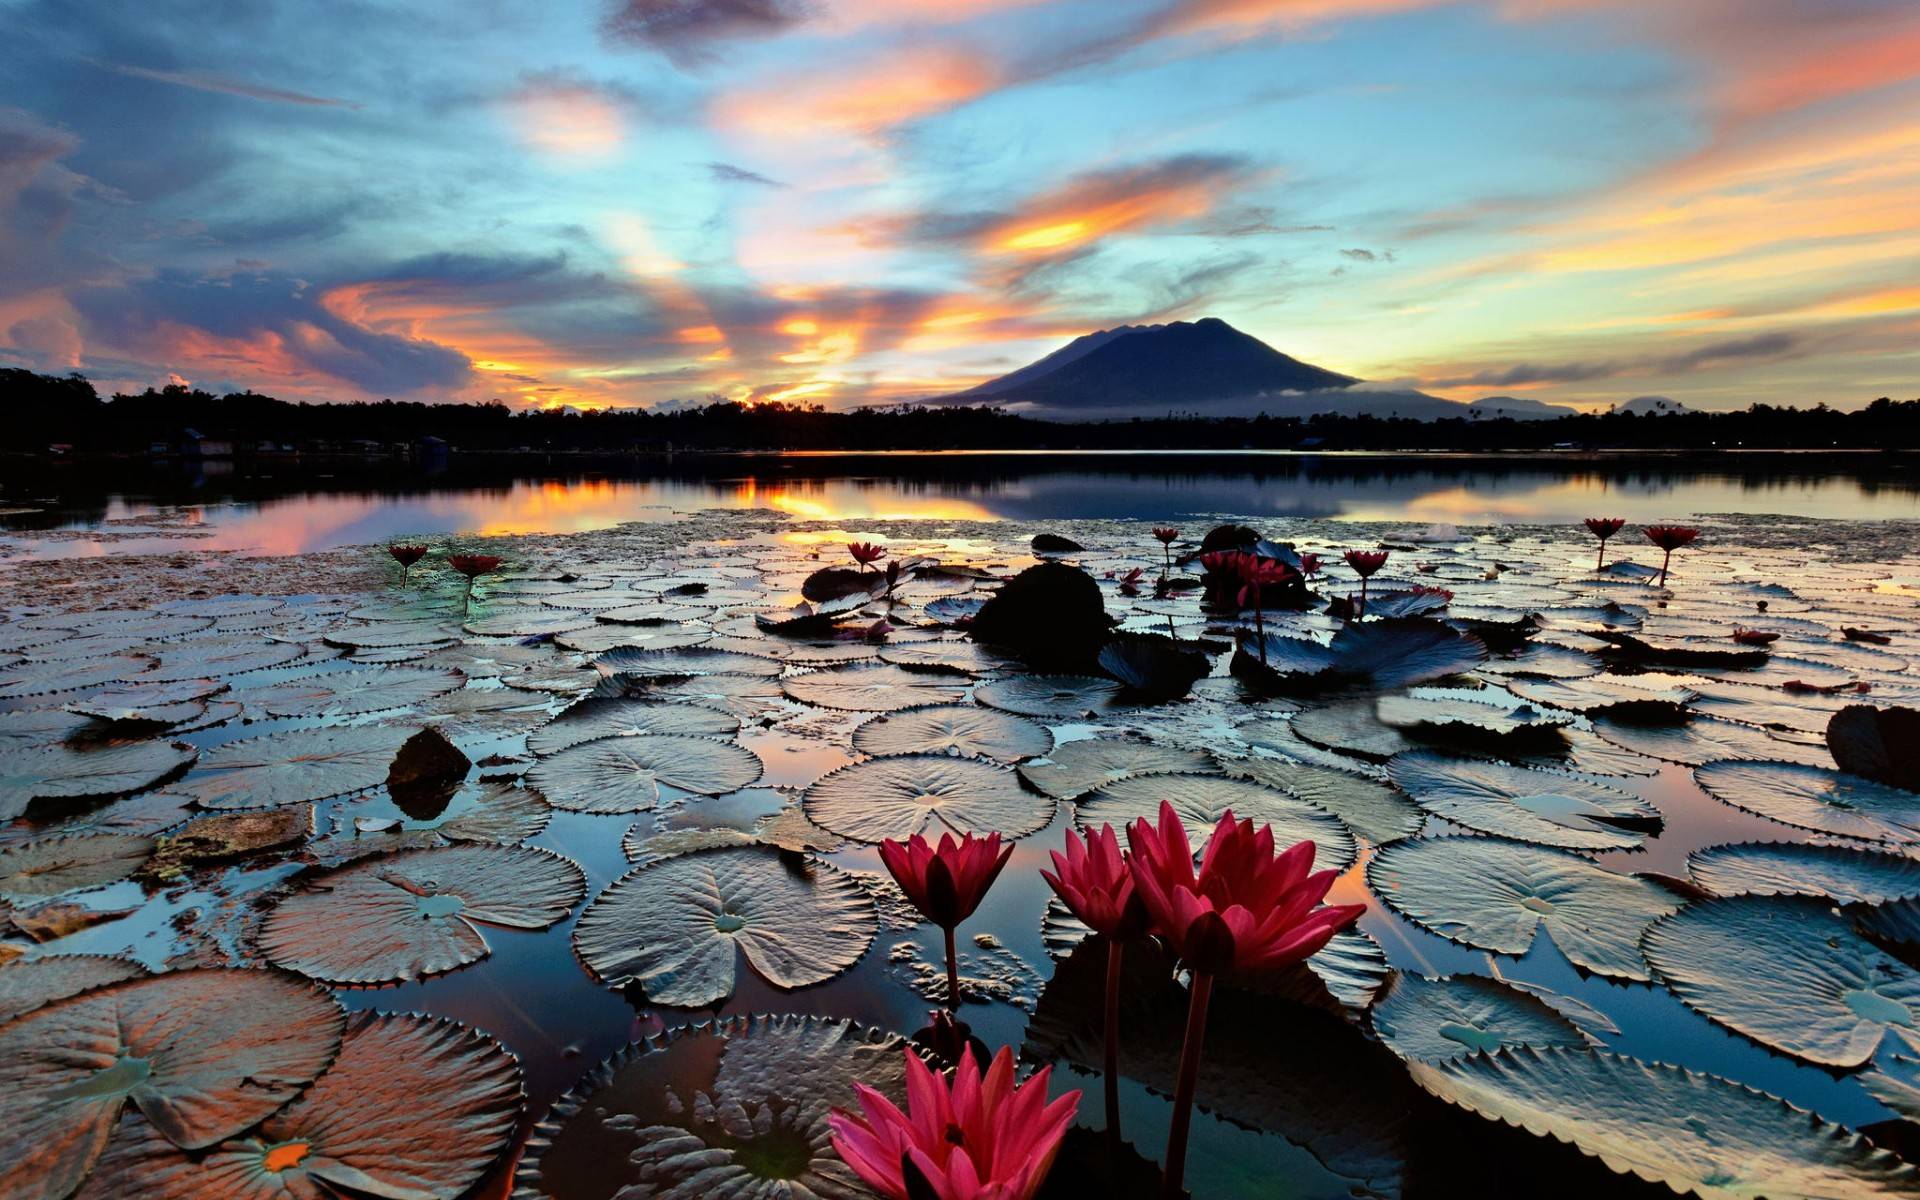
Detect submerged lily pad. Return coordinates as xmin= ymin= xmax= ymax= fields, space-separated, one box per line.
xmin=573 ymin=847 xmax=875 ymax=1006
xmin=0 ymin=955 xmax=148 ymax=1023
xmin=526 ymin=736 xmax=764 ymax=813
xmin=803 ymin=754 xmax=1049 ymax=842
xmin=1386 ymin=752 xmax=1659 ymax=851
xmin=1371 ymin=973 xmax=1592 ymax=1062
xmin=0 ymin=833 xmax=154 ymax=898
xmin=518 ymin=1014 xmax=914 ymax=1200
xmin=261 ymin=845 xmax=585 ymax=983
xmin=0 ymin=741 xmax=197 ymax=820
xmin=1018 ymin=739 xmax=1216 ymax=800
xmin=779 ymin=663 xmax=969 ymax=712
xmin=1407 ymin=1046 xmax=1919 ymax=1199
xmin=1688 ymin=841 xmax=1920 ymax=905
xmin=974 ymin=674 xmax=1125 ymax=719
xmin=528 ymin=697 xmax=740 ymax=756
xmin=1643 ymin=894 xmax=1920 ymax=1067
xmin=1368 ymin=836 xmax=1678 ymax=979
xmin=850 ymin=704 xmax=1053 ymax=762
xmin=75 ymin=1011 xmax=522 ymax=1200
xmin=1694 ymin=760 xmax=1920 ymax=844
xmin=170 ymin=725 xmax=421 ymax=810
xmin=0 ymin=968 xmax=345 ymax=1200
xmin=1077 ymin=774 xmax=1357 ymax=872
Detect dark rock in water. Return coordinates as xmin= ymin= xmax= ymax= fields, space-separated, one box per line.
xmin=1097 ymin=632 xmax=1214 ymax=701
xmin=801 ymin=566 xmax=880 ymax=603
xmin=387 ymin=727 xmax=471 ymax=819
xmin=1828 ymin=705 xmax=1920 ymax=791
xmin=1031 ymin=533 xmax=1084 ymax=554
xmin=970 ymin=562 xmax=1113 ymax=671
xmin=1199 ymin=524 xmax=1260 ymax=555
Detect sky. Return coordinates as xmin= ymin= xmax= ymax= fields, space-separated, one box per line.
xmin=1 ymin=0 xmax=1916 ymax=414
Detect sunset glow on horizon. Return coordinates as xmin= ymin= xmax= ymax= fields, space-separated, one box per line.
xmin=2 ymin=0 xmax=1916 ymax=414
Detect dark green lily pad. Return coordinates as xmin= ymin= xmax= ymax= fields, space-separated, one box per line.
xmin=526 ymin=736 xmax=765 ymax=813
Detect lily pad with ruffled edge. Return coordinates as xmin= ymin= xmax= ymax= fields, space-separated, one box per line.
xmin=1643 ymin=894 xmax=1920 ymax=1067
xmin=974 ymin=674 xmax=1126 ymax=719
xmin=1376 ymin=691 xmax=1574 ymax=738
xmin=525 ymin=736 xmax=764 ymax=814
xmin=1592 ymin=714 xmax=1832 ymax=768
xmin=0 ymin=833 xmax=154 ymax=899
xmin=62 ymin=679 xmax=225 ymax=725
xmin=803 ymin=754 xmax=1050 ymax=843
xmin=574 ymin=847 xmax=875 ymax=1006
xmin=73 ymin=1011 xmax=522 ymax=1200
xmin=1371 ymin=973 xmax=1593 ymax=1062
xmin=463 ymin=607 xmax=599 ymax=638
xmin=554 ymin=624 xmax=712 ymax=655
xmin=1077 ymin=774 xmax=1357 ymax=872
xmin=778 ymin=663 xmax=969 ymax=712
xmin=139 ymin=637 xmax=307 ymax=683
xmin=1386 ymin=752 xmax=1660 ymax=851
xmin=1367 ymin=836 xmax=1678 ymax=980
xmin=0 ymin=709 xmax=96 ymax=751
xmin=924 ymin=594 xmax=986 ymax=626
xmin=261 ymin=844 xmax=584 ymax=984
xmin=167 ymin=725 xmax=421 ymax=810
xmin=1475 ymin=642 xmax=1605 ymax=680
xmin=0 ymin=967 xmax=345 ymax=1200
xmin=527 ymin=697 xmax=739 ymax=756
xmin=1504 ymin=675 xmax=1695 ymax=721
xmin=850 ymin=703 xmax=1053 ymax=761
xmin=1694 ymin=760 xmax=1920 ymax=844
xmin=322 ymin=620 xmax=462 ymax=650
xmin=593 ymin=646 xmax=783 ymax=679
xmin=1289 ymin=699 xmax=1415 ymax=761
xmin=0 ymin=656 xmax=155 ymax=701
xmin=0 ymin=955 xmax=148 ymax=1023
xmin=1096 ymin=632 xmax=1214 ymax=701
xmin=230 ymin=666 xmax=464 ymax=718
xmin=1407 ymin=1046 xmax=1919 ymax=1199
xmin=515 ymin=1014 xmax=914 ymax=1200
xmin=1019 ymin=738 xmax=1216 ymax=800
xmin=1688 ymin=841 xmax=1920 ymax=905
xmin=312 ymin=781 xmax=553 ymax=865
xmin=1234 ymin=618 xmax=1488 ymax=695
xmin=0 ymin=740 xmax=197 ymax=821
xmin=878 ymin=640 xmax=1009 ymax=674
xmin=1218 ymin=755 xmax=1425 ymax=844
xmin=629 ymin=672 xmax=791 ymax=720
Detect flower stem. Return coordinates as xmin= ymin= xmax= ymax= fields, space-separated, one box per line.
xmin=1252 ymin=603 xmax=1266 ymax=665
xmin=1595 ymin=539 xmax=1605 ymax=571
xmin=1658 ymin=548 xmax=1672 ymax=588
xmin=944 ymin=925 xmax=960 ymax=1012
xmin=1161 ymin=971 xmax=1214 ymax=1200
xmin=1104 ymin=939 xmax=1124 ymax=1145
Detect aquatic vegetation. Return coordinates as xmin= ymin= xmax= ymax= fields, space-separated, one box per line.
xmin=1583 ymin=517 xmax=1625 ymax=570
xmin=848 ymin=541 xmax=888 ymax=569
xmin=1342 ymin=548 xmax=1389 ymax=610
xmin=1043 ymin=823 xmax=1148 ymax=1139
xmin=881 ymin=831 xmax=1013 ymax=1009
xmin=386 ymin=543 xmax=427 ymax=583
xmin=1643 ymin=524 xmax=1700 ymax=587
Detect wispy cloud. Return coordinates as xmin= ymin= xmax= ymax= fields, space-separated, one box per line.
xmin=89 ymin=60 xmax=360 ymax=109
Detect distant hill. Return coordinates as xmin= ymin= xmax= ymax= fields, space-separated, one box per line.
xmin=953 ymin=318 xmax=1359 ymax=416
xmin=1466 ymin=395 xmax=1579 ymax=421
xmin=1617 ymin=395 xmax=1693 ymax=416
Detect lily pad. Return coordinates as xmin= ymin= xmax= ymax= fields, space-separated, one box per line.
xmin=0 ymin=656 xmax=154 ymax=700
xmin=0 ymin=968 xmax=345 ymax=1200
xmin=1371 ymin=973 xmax=1592 ymax=1062
xmin=779 ymin=663 xmax=969 ymax=712
xmin=1643 ymin=894 xmax=1920 ymax=1067
xmin=1694 ymin=760 xmax=1920 ymax=844
xmin=0 ymin=741 xmax=197 ymax=820
xmin=1386 ymin=752 xmax=1659 ymax=851
xmin=1018 ymin=739 xmax=1216 ymax=800
xmin=1368 ymin=836 xmax=1678 ymax=979
xmin=573 ymin=847 xmax=874 ymax=1006
xmin=0 ymin=955 xmax=148 ymax=1023
xmin=1236 ymin=618 xmax=1487 ymax=694
xmin=1219 ymin=755 xmax=1425 ymax=844
xmin=594 ymin=646 xmax=782 ymax=679
xmin=803 ymin=754 xmax=1049 ymax=843
xmin=1407 ymin=1046 xmax=1919 ymax=1199
xmin=528 ymin=697 xmax=739 ymax=756
xmin=879 ymin=641 xmax=1008 ymax=674
xmin=850 ymin=704 xmax=1053 ymax=761
xmin=261 ymin=845 xmax=585 ymax=983
xmin=1077 ymin=774 xmax=1357 ymax=872
xmin=1592 ymin=714 xmax=1832 ymax=768
xmin=140 ymin=638 xmax=305 ymax=682
xmin=517 ymin=1014 xmax=914 ymax=1200
xmin=74 ymin=1011 xmax=521 ymax=1200
xmin=170 ymin=725 xmax=421 ymax=810
xmin=0 ymin=833 xmax=154 ymax=898
xmin=1688 ymin=841 xmax=1920 ymax=905
xmin=639 ymin=673 xmax=790 ymax=720
xmin=232 ymin=666 xmax=463 ymax=717
xmin=526 ymin=736 xmax=765 ymax=813
xmin=974 ymin=674 xmax=1126 ymax=719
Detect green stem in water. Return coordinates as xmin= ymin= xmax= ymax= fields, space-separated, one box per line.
xmin=1104 ymin=939 xmax=1125 ymax=1145
xmin=1161 ymin=971 xmax=1215 ymax=1200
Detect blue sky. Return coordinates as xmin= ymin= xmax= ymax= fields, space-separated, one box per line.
xmin=2 ymin=0 xmax=1916 ymax=411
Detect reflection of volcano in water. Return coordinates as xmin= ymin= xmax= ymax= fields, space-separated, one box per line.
xmin=1 ymin=451 xmax=1916 ymax=554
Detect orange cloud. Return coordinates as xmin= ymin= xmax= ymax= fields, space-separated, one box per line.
xmin=713 ymin=47 xmax=999 ymax=142
xmin=501 ymin=80 xmax=627 ymax=161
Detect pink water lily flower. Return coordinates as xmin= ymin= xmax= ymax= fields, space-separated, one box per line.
xmin=880 ymin=832 xmax=1013 ymax=1010
xmin=830 ymin=1046 xmax=1079 ymax=1200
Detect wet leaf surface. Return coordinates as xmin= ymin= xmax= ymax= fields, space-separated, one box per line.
xmin=526 ymin=736 xmax=765 ymax=813
xmin=169 ymin=725 xmax=421 ymax=810
xmin=1386 ymin=751 xmax=1660 ymax=850
xmin=804 ymin=753 xmax=1050 ymax=842
xmin=850 ymin=703 xmax=1053 ymax=761
xmin=1694 ymin=760 xmax=1920 ymax=843
xmin=1372 ymin=972 xmax=1592 ymax=1062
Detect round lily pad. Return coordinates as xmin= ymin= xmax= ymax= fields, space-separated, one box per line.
xmin=233 ymin=666 xmax=463 ymax=717
xmin=1592 ymin=715 xmax=1831 ymax=768
xmin=779 ymin=663 xmax=969 ymax=712
xmin=526 ymin=736 xmax=765 ymax=813
xmin=0 ymin=741 xmax=198 ymax=821
xmin=1386 ymin=752 xmax=1659 ymax=851
xmin=802 ymin=754 xmax=1050 ymax=843
xmin=75 ymin=1011 xmax=521 ymax=1200
xmin=1077 ymin=774 xmax=1357 ymax=873
xmin=879 ymin=641 xmax=1009 ymax=674
xmin=518 ymin=1015 xmax=915 ymax=1200
xmin=1371 ymin=973 xmax=1591 ymax=1062
xmin=1218 ymin=755 xmax=1425 ymax=844
xmin=0 ymin=955 xmax=148 ymax=1023
xmin=261 ymin=845 xmax=585 ymax=984
xmin=1643 ymin=894 xmax=1920 ymax=1067
xmin=0 ymin=833 xmax=154 ymax=898
xmin=574 ymin=847 xmax=875 ymax=1006
xmin=1407 ymin=1046 xmax=1918 ymax=1199
xmin=317 ymin=782 xmax=554 ymax=862
xmin=0 ymin=968 xmax=345 ymax=1200
xmin=850 ymin=704 xmax=1053 ymax=761
xmin=1018 ymin=739 xmax=1216 ymax=800
xmin=1694 ymin=760 xmax=1920 ymax=844
xmin=170 ymin=725 xmax=421 ymax=810
xmin=1688 ymin=841 xmax=1920 ymax=905
xmin=0 ymin=656 xmax=155 ymax=701
xmin=593 ymin=646 xmax=782 ymax=679
xmin=140 ymin=638 xmax=305 ymax=682
xmin=1368 ymin=836 xmax=1678 ymax=979
xmin=642 ymin=673 xmax=790 ymax=719
xmin=974 ymin=674 xmax=1125 ymax=719
xmin=527 ymin=697 xmax=739 ymax=757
